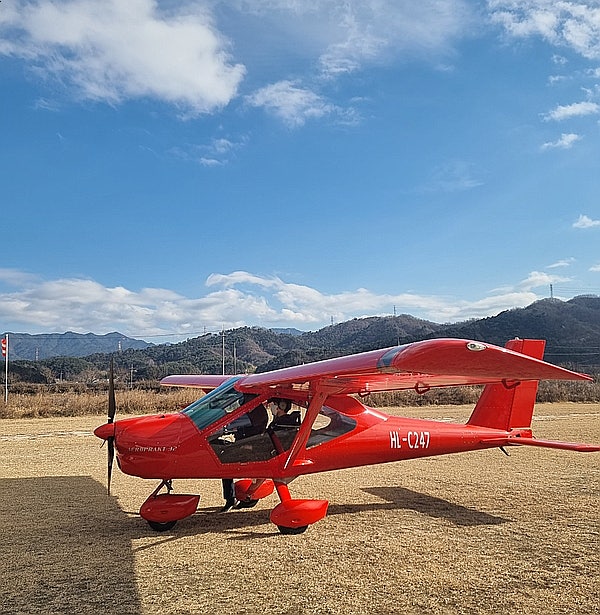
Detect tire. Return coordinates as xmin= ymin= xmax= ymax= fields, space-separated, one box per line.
xmin=147 ymin=519 xmax=177 ymax=532
xmin=236 ymin=499 xmax=259 ymax=509
xmin=277 ymin=524 xmax=308 ymax=535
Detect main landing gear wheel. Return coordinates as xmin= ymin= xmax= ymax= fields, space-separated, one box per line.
xmin=147 ymin=519 xmax=177 ymax=532
xmin=277 ymin=524 xmax=308 ymax=535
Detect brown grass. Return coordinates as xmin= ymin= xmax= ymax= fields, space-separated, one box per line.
xmin=0 ymin=388 xmax=200 ymax=419
xmin=0 ymin=403 xmax=599 ymax=614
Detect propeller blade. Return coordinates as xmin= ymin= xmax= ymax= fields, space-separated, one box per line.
xmin=107 ymin=436 xmax=115 ymax=496
xmin=107 ymin=357 xmax=116 ymax=495
xmin=108 ymin=358 xmax=116 ymax=423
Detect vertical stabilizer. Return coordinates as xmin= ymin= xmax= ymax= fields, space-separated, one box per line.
xmin=467 ymin=339 xmax=545 ymax=431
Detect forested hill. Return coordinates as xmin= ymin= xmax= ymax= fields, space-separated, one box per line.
xmin=7 ymin=296 xmax=600 ymax=384
xmin=429 ymin=296 xmax=600 ymax=367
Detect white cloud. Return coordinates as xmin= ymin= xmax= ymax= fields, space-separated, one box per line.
xmin=516 ymin=270 xmax=571 ymax=291
xmin=245 ymin=80 xmax=339 ymax=127
xmin=547 ymin=258 xmax=575 ymax=268
xmin=0 ymin=0 xmax=245 ymax=115
xmin=543 ymin=101 xmax=600 ymax=121
xmin=169 ymin=136 xmax=247 ymax=166
xmin=590 ymin=264 xmax=600 ymax=272
xmin=541 ymin=132 xmax=582 ymax=149
xmin=489 ymin=1 xmax=600 ymax=59
xmin=573 ymin=214 xmax=600 ymax=228
xmin=320 ymin=1 xmax=472 ymax=77
xmin=552 ymin=53 xmax=568 ymax=65
xmin=0 ymin=268 xmax=39 ymax=287
xmin=0 ymin=269 xmax=579 ymax=340
xmin=422 ymin=160 xmax=484 ymax=193
xmin=238 ymin=1 xmax=471 ymax=125
xmin=229 ymin=1 xmax=472 ymax=78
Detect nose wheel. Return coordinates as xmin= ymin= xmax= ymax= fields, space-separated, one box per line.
xmin=140 ymin=480 xmax=200 ymax=532
xmin=147 ymin=519 xmax=178 ymax=532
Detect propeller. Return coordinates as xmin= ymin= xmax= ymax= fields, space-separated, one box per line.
xmin=92 ymin=358 xmax=118 ymax=494
xmin=107 ymin=358 xmax=116 ymax=495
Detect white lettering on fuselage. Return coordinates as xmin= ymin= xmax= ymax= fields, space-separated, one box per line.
xmin=128 ymin=445 xmax=178 ymax=453
xmin=389 ymin=430 xmax=430 ymax=450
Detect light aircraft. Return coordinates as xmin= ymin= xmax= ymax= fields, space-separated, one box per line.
xmin=94 ymin=338 xmax=599 ymax=534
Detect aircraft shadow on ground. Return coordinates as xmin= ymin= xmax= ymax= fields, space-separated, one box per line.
xmin=0 ymin=476 xmax=142 ymax=614
xmin=358 ymin=486 xmax=510 ymax=526
xmin=163 ymin=484 xmax=509 ymax=541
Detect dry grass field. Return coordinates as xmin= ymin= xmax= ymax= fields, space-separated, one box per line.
xmin=1 ymin=403 xmax=598 ymax=614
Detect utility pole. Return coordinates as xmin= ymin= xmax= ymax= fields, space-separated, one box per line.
xmin=2 ymin=334 xmax=8 ymax=404
xmin=221 ymin=326 xmax=225 ymax=375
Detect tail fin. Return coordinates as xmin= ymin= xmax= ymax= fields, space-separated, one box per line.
xmin=467 ymin=339 xmax=545 ymax=431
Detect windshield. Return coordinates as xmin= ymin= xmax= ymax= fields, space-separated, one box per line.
xmin=181 ymin=377 xmax=244 ymax=431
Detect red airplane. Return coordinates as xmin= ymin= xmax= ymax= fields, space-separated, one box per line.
xmin=94 ymin=338 xmax=599 ymax=534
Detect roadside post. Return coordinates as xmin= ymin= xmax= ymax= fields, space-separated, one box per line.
xmin=1 ymin=333 xmax=8 ymax=404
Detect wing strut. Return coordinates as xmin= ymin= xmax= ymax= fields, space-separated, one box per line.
xmin=283 ymin=388 xmax=330 ymax=470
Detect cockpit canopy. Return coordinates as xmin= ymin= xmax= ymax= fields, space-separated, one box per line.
xmin=181 ymin=377 xmax=245 ymax=431
xmin=180 ymin=377 xmax=357 ymax=464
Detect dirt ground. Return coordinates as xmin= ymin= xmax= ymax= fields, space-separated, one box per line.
xmin=0 ymin=403 xmax=598 ymax=615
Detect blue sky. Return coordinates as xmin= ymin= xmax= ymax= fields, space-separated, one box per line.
xmin=1 ymin=0 xmax=599 ymax=342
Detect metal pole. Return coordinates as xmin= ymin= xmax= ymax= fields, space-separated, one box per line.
xmin=4 ymin=333 xmax=8 ymax=405
xmin=221 ymin=326 xmax=225 ymax=375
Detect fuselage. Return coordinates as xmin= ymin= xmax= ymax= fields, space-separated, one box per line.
xmin=100 ymin=394 xmax=519 ymax=482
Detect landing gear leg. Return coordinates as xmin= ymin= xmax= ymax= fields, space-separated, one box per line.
xmin=160 ymin=479 xmax=173 ymax=494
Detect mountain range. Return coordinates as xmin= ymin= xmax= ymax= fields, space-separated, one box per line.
xmin=5 ymin=331 xmax=152 ymax=361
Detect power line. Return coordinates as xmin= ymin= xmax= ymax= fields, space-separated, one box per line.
xmin=552 ymin=287 xmax=598 ymax=295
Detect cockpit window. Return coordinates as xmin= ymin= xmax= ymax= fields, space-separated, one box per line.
xmin=307 ymin=406 xmax=356 ymax=448
xmin=181 ymin=377 xmax=244 ymax=431
xmin=208 ymin=398 xmax=300 ymax=464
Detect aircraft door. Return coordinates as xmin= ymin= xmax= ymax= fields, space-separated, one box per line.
xmin=208 ymin=398 xmax=302 ymax=464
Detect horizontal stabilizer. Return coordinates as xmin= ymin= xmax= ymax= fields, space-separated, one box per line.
xmin=482 ymin=437 xmax=600 ymax=453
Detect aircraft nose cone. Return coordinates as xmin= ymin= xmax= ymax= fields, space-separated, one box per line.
xmin=94 ymin=422 xmax=116 ymax=440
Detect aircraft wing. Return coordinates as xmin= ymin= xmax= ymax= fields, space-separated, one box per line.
xmin=234 ymin=338 xmax=591 ymax=395
xmin=160 ymin=374 xmax=233 ymax=391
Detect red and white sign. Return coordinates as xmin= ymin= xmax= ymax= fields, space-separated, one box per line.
xmin=1 ymin=338 xmax=6 ymax=358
